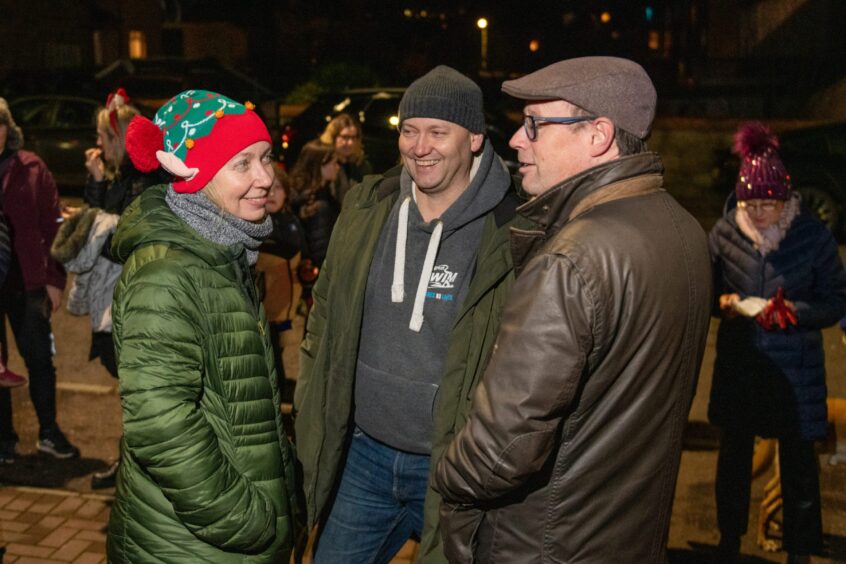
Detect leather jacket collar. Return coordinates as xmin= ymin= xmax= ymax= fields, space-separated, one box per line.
xmin=510 ymin=152 xmax=664 ymax=275
xmin=516 ymin=152 xmax=664 ymax=231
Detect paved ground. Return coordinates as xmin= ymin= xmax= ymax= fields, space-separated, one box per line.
xmin=1 ymin=207 xmax=845 ymax=562
xmin=0 ymin=487 xmax=109 ymax=563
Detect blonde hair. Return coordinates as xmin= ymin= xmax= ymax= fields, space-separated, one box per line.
xmin=96 ymin=104 xmax=140 ymax=178
xmin=319 ymin=113 xmax=364 ymax=165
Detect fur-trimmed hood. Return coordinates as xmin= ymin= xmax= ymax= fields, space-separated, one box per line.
xmin=50 ymin=206 xmax=99 ymax=264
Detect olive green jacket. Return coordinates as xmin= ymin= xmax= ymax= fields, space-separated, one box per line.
xmin=107 ymin=185 xmax=297 ymax=563
xmin=294 ymin=166 xmax=532 ymax=562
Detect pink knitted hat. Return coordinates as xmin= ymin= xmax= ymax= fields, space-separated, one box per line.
xmin=733 ymin=121 xmax=792 ymax=201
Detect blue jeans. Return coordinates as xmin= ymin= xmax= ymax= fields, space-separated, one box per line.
xmin=314 ymin=427 xmax=430 ymax=564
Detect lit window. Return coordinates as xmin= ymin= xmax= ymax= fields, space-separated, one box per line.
xmin=129 ymin=30 xmax=147 ymax=59
xmin=648 ymin=30 xmax=660 ymax=50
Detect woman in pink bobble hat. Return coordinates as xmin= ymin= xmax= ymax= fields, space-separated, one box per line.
xmin=105 ymin=90 xmax=298 ymax=563
xmin=708 ymin=121 xmax=846 ymax=563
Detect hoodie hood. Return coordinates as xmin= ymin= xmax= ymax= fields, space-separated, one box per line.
xmin=399 ymin=138 xmax=511 ymax=235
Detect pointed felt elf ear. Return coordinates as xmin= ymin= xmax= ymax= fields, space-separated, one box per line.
xmin=156 ymin=150 xmax=199 ymax=181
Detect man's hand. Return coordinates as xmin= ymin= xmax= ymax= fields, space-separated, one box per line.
xmin=46 ymin=285 xmax=63 ymax=313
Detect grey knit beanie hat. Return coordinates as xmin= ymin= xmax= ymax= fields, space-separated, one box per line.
xmin=399 ymin=65 xmax=486 ymax=133
xmin=0 ymin=98 xmax=24 ymax=151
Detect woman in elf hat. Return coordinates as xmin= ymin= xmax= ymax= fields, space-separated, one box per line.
xmin=708 ymin=122 xmax=846 ymax=563
xmin=105 ymin=90 xmax=298 ymax=563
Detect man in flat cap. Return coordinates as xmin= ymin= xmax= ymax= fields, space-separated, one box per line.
xmin=434 ymin=56 xmax=713 ymax=562
xmin=295 ymin=65 xmax=533 ymax=562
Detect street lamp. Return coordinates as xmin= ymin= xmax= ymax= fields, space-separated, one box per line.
xmin=477 ymin=17 xmax=488 ymax=71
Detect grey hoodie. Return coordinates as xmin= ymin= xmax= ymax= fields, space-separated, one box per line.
xmin=354 ymin=140 xmax=512 ymax=453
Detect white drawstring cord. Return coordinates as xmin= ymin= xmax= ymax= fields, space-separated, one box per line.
xmin=391 ymin=196 xmax=411 ymax=303
xmin=409 ymin=221 xmax=443 ymax=332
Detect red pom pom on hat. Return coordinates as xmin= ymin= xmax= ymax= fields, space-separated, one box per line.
xmin=732 ymin=121 xmax=779 ymax=159
xmin=125 ymin=115 xmax=163 ymax=173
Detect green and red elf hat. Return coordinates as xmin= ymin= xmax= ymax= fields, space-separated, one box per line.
xmin=125 ymin=89 xmax=270 ymax=193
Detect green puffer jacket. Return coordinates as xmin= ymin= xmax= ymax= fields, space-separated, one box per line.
xmin=107 ymin=185 xmax=297 ymax=563
xmin=294 ymin=166 xmax=532 ymax=563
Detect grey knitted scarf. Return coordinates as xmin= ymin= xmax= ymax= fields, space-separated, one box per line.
xmin=165 ymin=185 xmax=272 ymax=265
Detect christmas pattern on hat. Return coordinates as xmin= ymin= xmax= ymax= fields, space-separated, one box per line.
xmin=124 ymin=89 xmax=269 ymax=194
xmin=733 ymin=121 xmax=792 ymax=201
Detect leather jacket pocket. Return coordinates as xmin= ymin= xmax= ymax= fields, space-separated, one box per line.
xmin=440 ymin=502 xmax=484 ymax=564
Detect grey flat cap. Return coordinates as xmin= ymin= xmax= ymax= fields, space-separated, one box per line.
xmin=502 ymin=56 xmax=656 ymax=139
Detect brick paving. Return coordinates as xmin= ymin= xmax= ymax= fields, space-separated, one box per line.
xmin=0 ymin=486 xmax=418 ymax=564
xmin=0 ymin=487 xmax=109 ymax=564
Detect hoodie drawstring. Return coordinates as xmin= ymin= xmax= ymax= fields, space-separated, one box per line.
xmin=391 ymin=196 xmax=411 ymax=303
xmin=390 ymin=195 xmax=444 ymax=333
xmin=409 ymin=221 xmax=442 ymax=332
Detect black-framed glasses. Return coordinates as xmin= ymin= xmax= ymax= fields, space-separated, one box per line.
xmin=523 ymin=115 xmax=596 ymax=141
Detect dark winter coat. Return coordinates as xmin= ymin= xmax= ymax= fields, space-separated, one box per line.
xmin=0 ymin=150 xmax=65 ymax=291
xmin=293 ymin=185 xmax=338 ymax=267
xmin=708 ymin=197 xmax=846 ymax=440
xmin=84 ymin=161 xmax=168 ymax=215
xmin=434 ymin=153 xmax=713 ymax=563
xmin=0 ymin=207 xmax=10 ymax=287
xmin=293 ymin=165 xmax=533 ymax=563
xmin=106 ymin=185 xmax=297 ymax=563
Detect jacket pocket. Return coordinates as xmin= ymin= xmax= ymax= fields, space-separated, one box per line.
xmin=440 ymin=502 xmax=484 ymax=564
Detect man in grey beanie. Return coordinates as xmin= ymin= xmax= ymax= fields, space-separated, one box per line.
xmin=434 ymin=56 xmax=713 ymax=562
xmin=294 ymin=65 xmax=533 ymax=562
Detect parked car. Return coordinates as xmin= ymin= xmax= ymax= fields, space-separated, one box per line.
xmin=713 ymin=122 xmax=846 ymax=241
xmin=9 ymin=95 xmax=101 ymax=193
xmin=96 ymin=57 xmax=280 ymax=137
xmin=278 ymin=88 xmax=520 ymax=173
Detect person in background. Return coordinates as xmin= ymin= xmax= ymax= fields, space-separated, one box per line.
xmin=0 ymin=97 xmax=76 ymax=464
xmin=434 ymin=57 xmax=712 ymax=563
xmin=289 ymin=140 xmax=340 ymax=267
xmin=0 ymin=189 xmax=24 ymax=389
xmin=319 ymin=113 xmax=372 ymax=206
xmin=295 ymin=65 xmax=531 ymax=563
xmin=256 ymin=168 xmax=307 ymax=404
xmin=50 ymin=88 xmax=167 ymax=488
xmin=105 ymin=90 xmax=298 ymax=562
xmin=708 ymin=122 xmax=846 ymax=564
xmin=83 ymin=88 xmax=166 ymax=215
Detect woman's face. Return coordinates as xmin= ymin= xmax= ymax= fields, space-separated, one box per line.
xmin=265 ymin=178 xmax=286 ymax=214
xmin=334 ymin=126 xmax=360 ymax=161
xmin=97 ymin=127 xmax=120 ymax=165
xmin=321 ymin=156 xmax=340 ymax=183
xmin=739 ymin=199 xmax=784 ymax=230
xmin=205 ymin=141 xmax=274 ymax=222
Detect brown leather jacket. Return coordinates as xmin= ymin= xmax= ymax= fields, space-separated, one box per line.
xmin=434 ymin=153 xmax=712 ymax=563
